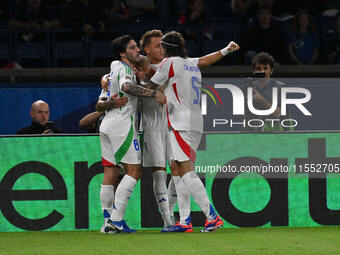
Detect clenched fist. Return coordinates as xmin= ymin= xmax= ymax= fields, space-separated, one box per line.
xmin=226 ymin=41 xmax=240 ymax=53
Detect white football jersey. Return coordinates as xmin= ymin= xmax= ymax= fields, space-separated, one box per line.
xmin=99 ymin=60 xmax=138 ymax=136
xmin=140 ymin=63 xmax=168 ymax=131
xmin=151 ymin=57 xmax=203 ymax=132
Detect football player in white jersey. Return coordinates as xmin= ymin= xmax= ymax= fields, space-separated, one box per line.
xmin=146 ymin=31 xmax=239 ymax=232
xmin=138 ymin=30 xmax=174 ymax=229
xmin=93 ymin=88 xmax=128 ymax=233
xmin=138 ymin=30 xmax=239 ymax=232
xmin=96 ymin=35 xmax=166 ymax=233
xmin=100 ymin=31 xmax=239 ymax=232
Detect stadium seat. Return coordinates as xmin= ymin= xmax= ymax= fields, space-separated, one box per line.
xmin=202 ymin=39 xmax=227 ymax=55
xmin=12 ymin=29 xmax=50 ymax=67
xmin=185 ymin=40 xmax=197 ymax=56
xmin=204 ymin=0 xmax=232 ymax=20
xmin=51 ymin=28 xmax=88 ymax=67
xmin=0 ymin=28 xmax=12 ymax=63
xmin=88 ymin=40 xmax=112 ymax=67
xmin=88 ymin=28 xmax=125 ymax=67
xmin=202 ymin=23 xmax=235 ymax=55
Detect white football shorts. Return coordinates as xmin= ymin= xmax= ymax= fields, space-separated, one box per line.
xmin=142 ymin=130 xmax=168 ymax=168
xmin=100 ymin=130 xmax=141 ymax=166
xmin=167 ymin=129 xmax=202 ymax=163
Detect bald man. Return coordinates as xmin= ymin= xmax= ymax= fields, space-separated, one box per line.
xmin=16 ymin=100 xmax=62 ymax=134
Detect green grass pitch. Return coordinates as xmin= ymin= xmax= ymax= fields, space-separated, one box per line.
xmin=1 ymin=227 xmax=340 ymax=255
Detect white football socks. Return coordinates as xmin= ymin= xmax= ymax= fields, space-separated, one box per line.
xmin=168 ymin=177 xmax=177 ymax=221
xmin=153 ymin=170 xmax=172 ymax=226
xmin=100 ymin=184 xmax=114 ymax=219
xmin=172 ymin=175 xmax=191 ymax=225
xmin=181 ymin=171 xmax=215 ymax=222
xmin=110 ymin=175 xmax=137 ymax=222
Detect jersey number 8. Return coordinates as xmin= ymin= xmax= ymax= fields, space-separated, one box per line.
xmin=133 ymin=139 xmax=140 ymax=151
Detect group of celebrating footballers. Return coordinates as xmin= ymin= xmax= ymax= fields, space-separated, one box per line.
xmin=95 ymin=29 xmax=240 ymax=233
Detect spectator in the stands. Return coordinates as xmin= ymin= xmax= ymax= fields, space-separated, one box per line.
xmin=16 ymin=100 xmax=63 ymax=135
xmin=243 ymin=6 xmax=286 ymax=64
xmin=62 ymin=0 xmax=105 ymax=36
xmin=125 ymin=0 xmax=155 ymax=17
xmin=238 ymin=0 xmax=285 ymax=20
xmin=231 ymin=0 xmax=254 ymax=21
xmin=9 ymin=0 xmax=60 ymax=41
xmin=256 ymin=0 xmax=323 ymax=17
xmin=241 ymin=0 xmax=320 ymax=20
xmin=183 ymin=0 xmax=209 ymax=26
xmin=155 ymin=0 xmax=187 ymax=24
xmin=327 ymin=16 xmax=340 ymax=64
xmin=100 ymin=0 xmax=131 ymax=28
xmin=288 ymin=9 xmax=319 ymax=65
xmin=180 ymin=0 xmax=211 ymax=40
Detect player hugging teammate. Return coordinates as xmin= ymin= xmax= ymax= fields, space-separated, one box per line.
xmin=96 ymin=30 xmax=240 ymax=233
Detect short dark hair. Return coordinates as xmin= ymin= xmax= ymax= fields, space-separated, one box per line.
xmin=256 ymin=5 xmax=272 ymax=15
xmin=252 ymin=52 xmax=275 ymax=69
xmin=111 ymin=35 xmax=133 ymax=60
xmin=161 ymin=31 xmax=187 ymax=58
xmin=139 ymin=29 xmax=163 ymax=52
xmin=293 ymin=9 xmax=315 ymax=35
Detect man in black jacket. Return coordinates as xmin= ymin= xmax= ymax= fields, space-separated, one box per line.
xmin=243 ymin=6 xmax=286 ymax=64
xmin=16 ymin=100 xmax=62 ymax=135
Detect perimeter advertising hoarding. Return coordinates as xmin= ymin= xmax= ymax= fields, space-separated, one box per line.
xmin=1 ymin=78 xmax=340 ymax=135
xmin=0 ymin=133 xmax=340 ymax=232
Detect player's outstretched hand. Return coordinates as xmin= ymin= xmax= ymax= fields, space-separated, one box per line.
xmin=227 ymin=41 xmax=240 ymax=53
xmin=111 ymin=93 xmax=128 ymax=108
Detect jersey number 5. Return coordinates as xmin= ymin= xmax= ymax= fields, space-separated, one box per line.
xmin=191 ymin=76 xmax=200 ymax=104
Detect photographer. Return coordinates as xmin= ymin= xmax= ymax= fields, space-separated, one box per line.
xmin=16 ymin=100 xmax=63 ymax=135
xmin=244 ymin=52 xmax=291 ymax=131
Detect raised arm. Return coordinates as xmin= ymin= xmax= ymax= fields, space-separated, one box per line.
xmin=122 ymin=82 xmax=154 ymax=96
xmin=197 ymin=41 xmax=240 ymax=67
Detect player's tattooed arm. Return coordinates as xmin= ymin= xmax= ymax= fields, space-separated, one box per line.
xmin=122 ymin=82 xmax=166 ymax=104
xmin=148 ymin=80 xmax=162 ymax=90
xmin=122 ymin=82 xmax=154 ymax=97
